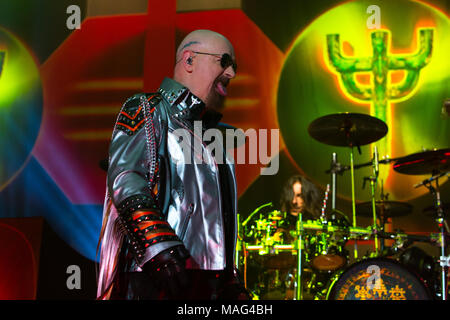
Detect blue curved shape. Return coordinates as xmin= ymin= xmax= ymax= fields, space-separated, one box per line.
xmin=0 ymin=156 xmax=103 ymax=262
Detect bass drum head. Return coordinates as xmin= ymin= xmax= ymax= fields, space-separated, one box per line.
xmin=327 ymin=258 xmax=432 ymax=300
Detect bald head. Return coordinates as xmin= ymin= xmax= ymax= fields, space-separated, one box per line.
xmin=173 ymin=29 xmax=236 ymax=109
xmin=175 ymin=30 xmax=234 ymax=64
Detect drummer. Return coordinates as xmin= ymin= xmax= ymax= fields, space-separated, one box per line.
xmin=276 ymin=175 xmax=323 ymax=242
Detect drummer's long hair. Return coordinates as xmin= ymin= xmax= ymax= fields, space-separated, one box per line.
xmin=280 ymin=175 xmax=322 ymax=218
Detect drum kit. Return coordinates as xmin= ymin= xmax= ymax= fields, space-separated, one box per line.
xmin=236 ymin=112 xmax=450 ymax=300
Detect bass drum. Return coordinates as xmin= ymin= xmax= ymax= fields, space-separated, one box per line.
xmin=326 ymin=258 xmax=432 ymax=300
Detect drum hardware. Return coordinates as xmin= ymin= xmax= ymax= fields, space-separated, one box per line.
xmin=320 ymin=184 xmax=331 ymax=221
xmin=394 ymin=149 xmax=450 ymax=300
xmin=375 ymin=230 xmax=440 ymax=245
xmin=238 ymin=203 xmax=273 ymax=293
xmin=415 ymin=175 xmax=449 ymax=300
xmin=308 ymin=186 xmax=349 ymax=273
xmin=325 ymin=152 xmax=400 ymax=251
xmin=242 ymin=202 xmax=273 ymax=228
xmin=326 ymin=156 xmax=402 ymax=174
xmin=362 ymin=145 xmax=381 ymax=255
xmin=309 ymin=112 xmax=388 ymax=260
xmin=374 ymin=229 xmax=440 ymax=267
xmin=241 ymin=211 xmax=382 ymax=299
xmin=268 ymin=210 xmax=284 ymax=221
xmin=245 ymin=244 xmax=295 ymax=252
xmin=326 ymin=153 xmax=403 ymax=252
xmin=294 ymin=213 xmax=303 ymax=300
xmin=440 ymin=256 xmax=450 ymax=268
xmin=242 ymin=203 xmax=275 ymax=250
xmin=330 ymin=153 xmax=338 ymax=211
xmin=356 ymin=201 xmax=413 ymax=219
xmin=413 ymin=170 xmax=450 ymax=189
xmin=423 ymin=203 xmax=449 ymax=219
xmin=357 ymin=199 xmax=414 ymax=253
xmin=240 ymin=143 xmax=449 ymax=299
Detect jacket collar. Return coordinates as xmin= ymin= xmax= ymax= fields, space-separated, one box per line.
xmin=158 ymin=77 xmax=222 ymax=128
xmin=158 ymin=77 xmax=204 ymax=120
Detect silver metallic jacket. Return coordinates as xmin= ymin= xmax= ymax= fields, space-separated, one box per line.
xmin=97 ymin=78 xmax=238 ymax=297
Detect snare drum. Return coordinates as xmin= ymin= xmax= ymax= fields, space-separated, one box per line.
xmin=326 ymin=258 xmax=432 ymax=300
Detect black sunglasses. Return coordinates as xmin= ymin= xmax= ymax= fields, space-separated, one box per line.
xmin=191 ymin=51 xmax=237 ymax=72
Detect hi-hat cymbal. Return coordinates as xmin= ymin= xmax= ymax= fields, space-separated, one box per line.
xmin=393 ymin=148 xmax=450 ymax=175
xmin=308 ymin=113 xmax=388 ymax=147
xmin=356 ymin=200 xmax=413 ymax=218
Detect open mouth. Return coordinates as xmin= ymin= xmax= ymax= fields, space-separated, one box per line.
xmin=215 ymin=80 xmax=228 ymax=96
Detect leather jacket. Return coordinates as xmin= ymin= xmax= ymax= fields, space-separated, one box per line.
xmin=99 ymin=77 xmax=238 ymax=292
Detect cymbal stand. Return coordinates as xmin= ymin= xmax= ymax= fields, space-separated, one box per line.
xmin=236 ymin=213 xmax=242 ymax=272
xmin=330 ymin=152 xmax=339 ymax=211
xmin=349 ymin=146 xmax=358 ymax=259
xmin=417 ymin=173 xmax=448 ymax=300
xmin=295 ymin=213 xmax=303 ymax=300
xmin=366 ymin=146 xmax=380 ymax=255
xmin=378 ymin=180 xmax=389 ymax=253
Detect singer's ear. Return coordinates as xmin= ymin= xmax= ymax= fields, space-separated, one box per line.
xmin=182 ymin=50 xmax=194 ymax=72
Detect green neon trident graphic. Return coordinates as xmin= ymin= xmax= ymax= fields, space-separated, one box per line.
xmin=326 ymin=28 xmax=433 ymax=162
xmin=0 ymin=51 xmax=5 ymax=78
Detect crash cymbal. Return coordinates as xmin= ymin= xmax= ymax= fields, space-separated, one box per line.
xmin=356 ymin=201 xmax=413 ymax=218
xmin=393 ymin=148 xmax=450 ymax=175
xmin=308 ymin=113 xmax=388 ymax=147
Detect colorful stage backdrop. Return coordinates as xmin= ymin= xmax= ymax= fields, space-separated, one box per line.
xmin=0 ymin=0 xmax=449 ymax=297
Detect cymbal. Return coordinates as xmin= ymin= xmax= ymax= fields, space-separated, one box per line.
xmin=393 ymin=148 xmax=450 ymax=175
xmin=308 ymin=113 xmax=388 ymax=147
xmin=356 ymin=200 xmax=413 ymax=218
xmin=423 ymin=203 xmax=449 ymax=218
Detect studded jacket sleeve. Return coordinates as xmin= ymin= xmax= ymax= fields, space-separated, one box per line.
xmin=107 ymin=93 xmax=183 ymax=267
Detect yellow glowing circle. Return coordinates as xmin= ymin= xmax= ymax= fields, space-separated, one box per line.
xmin=0 ymin=26 xmax=42 ymax=190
